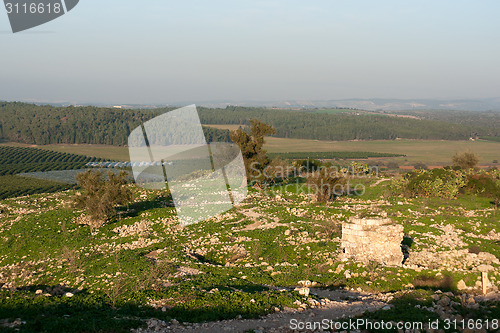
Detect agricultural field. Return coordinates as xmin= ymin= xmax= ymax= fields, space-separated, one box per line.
xmin=0 ymin=143 xmax=130 ymax=162
xmin=306 ymin=108 xmax=359 ymax=115
xmin=0 ymin=146 xmax=104 ymax=199
xmin=268 ymin=151 xmax=404 ymax=160
xmin=4 ymin=138 xmax=500 ymax=167
xmin=265 ymin=138 xmax=500 ymax=166
xmin=203 ymin=124 xmax=248 ymax=131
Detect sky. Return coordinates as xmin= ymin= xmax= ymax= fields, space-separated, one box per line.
xmin=1 ymin=0 xmax=499 ymax=105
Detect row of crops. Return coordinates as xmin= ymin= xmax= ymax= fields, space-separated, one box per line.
xmin=0 ymin=145 xmax=102 ymax=165
xmin=0 ymin=146 xmax=106 ymax=199
xmin=268 ymin=151 xmax=404 ymax=160
xmin=0 ymin=161 xmax=97 ymax=176
xmin=0 ymin=175 xmax=73 ymax=200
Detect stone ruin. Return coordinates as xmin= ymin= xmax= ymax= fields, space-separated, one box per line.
xmin=340 ymin=216 xmax=404 ymax=266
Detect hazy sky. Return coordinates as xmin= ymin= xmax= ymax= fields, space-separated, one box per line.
xmin=1 ymin=0 xmax=499 ymax=104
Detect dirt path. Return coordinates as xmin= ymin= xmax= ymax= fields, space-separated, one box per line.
xmin=133 ymin=289 xmax=389 ymax=333
xmin=239 ymin=208 xmax=287 ymax=231
xmin=370 ymin=178 xmax=391 ymax=187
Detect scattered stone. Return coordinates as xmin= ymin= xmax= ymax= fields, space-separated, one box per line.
xmin=457 ymin=279 xmax=467 ymax=290
xmin=437 ymin=296 xmax=450 ymax=307
xmin=296 ymin=287 xmax=310 ymax=297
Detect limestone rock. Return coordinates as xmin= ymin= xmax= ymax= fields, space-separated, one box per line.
xmin=340 ymin=217 xmax=404 ymax=266
xmin=457 ymin=279 xmax=467 ymax=290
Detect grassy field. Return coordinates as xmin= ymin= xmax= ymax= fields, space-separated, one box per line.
xmin=265 ymin=138 xmax=500 ymax=166
xmin=203 ymin=124 xmax=247 ymax=131
xmin=0 ymin=171 xmax=498 ymax=331
xmin=3 ymin=138 xmax=500 ymax=166
xmin=0 ymin=142 xmax=131 ymax=162
xmin=310 ymin=108 xmax=363 ymax=115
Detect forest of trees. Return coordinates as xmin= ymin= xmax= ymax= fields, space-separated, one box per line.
xmin=383 ymin=109 xmax=500 ymax=137
xmin=1 ymin=102 xmax=497 ymax=146
xmin=0 ymin=102 xmax=230 ymax=145
xmin=195 ymin=106 xmax=494 ymax=141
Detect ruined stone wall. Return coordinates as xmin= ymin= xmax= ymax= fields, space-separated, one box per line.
xmin=341 ymin=217 xmax=404 ymax=266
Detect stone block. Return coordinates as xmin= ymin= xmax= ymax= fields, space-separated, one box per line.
xmin=340 ymin=216 xmax=404 ymax=266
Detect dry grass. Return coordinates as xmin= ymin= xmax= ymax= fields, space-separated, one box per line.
xmin=3 ymin=137 xmax=500 ymax=166
xmin=203 ymin=124 xmax=247 ymax=131
xmin=265 ymin=137 xmax=500 ymax=165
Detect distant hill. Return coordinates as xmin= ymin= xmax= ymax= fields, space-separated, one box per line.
xmin=1 ymin=102 xmax=498 ymax=145
xmin=9 ymin=97 xmax=500 ymax=111
xmin=183 ymin=98 xmax=500 ymax=111
xmin=196 ymin=106 xmax=495 ymax=141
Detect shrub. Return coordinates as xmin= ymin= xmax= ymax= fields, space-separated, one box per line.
xmin=452 ymin=151 xmax=479 ymax=170
xmin=468 ymin=245 xmax=481 ymax=254
xmin=413 ymin=162 xmax=427 ymax=170
xmin=307 ymin=167 xmax=345 ymax=202
xmin=263 ymin=157 xmax=295 ymax=185
xmin=461 ymin=169 xmax=500 ymax=200
xmin=341 ymin=162 xmax=375 ymax=176
xmin=295 ymin=159 xmax=322 ymax=173
xmin=73 ymin=170 xmax=132 ymax=231
xmin=390 ymin=169 xmax=466 ymax=199
xmin=387 ymin=161 xmax=399 ymax=170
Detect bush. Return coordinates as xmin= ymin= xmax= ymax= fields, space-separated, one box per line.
xmin=263 ymin=157 xmax=295 ymax=185
xmin=390 ymin=169 xmax=466 ymax=199
xmin=468 ymin=245 xmax=481 ymax=254
xmin=452 ymin=151 xmax=479 ymax=170
xmin=461 ymin=169 xmax=500 ymax=200
xmin=307 ymin=167 xmax=345 ymax=202
xmin=73 ymin=170 xmax=132 ymax=231
xmin=295 ymin=159 xmax=322 ymax=173
xmin=387 ymin=161 xmax=399 ymax=170
xmin=413 ymin=162 xmax=428 ymax=170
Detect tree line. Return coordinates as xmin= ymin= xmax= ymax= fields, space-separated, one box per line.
xmin=0 ymin=102 xmax=230 ymax=146
xmin=1 ymin=102 xmax=494 ymax=146
xmin=195 ymin=106 xmax=488 ymax=141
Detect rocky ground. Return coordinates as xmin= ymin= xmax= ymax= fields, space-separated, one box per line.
xmin=133 ymin=289 xmax=500 ymax=333
xmin=0 ymin=177 xmax=498 ymax=332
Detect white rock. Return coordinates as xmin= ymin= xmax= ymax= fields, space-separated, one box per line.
xmin=298 ymin=287 xmax=310 ymax=297
xmin=457 ymin=279 xmax=467 ymax=290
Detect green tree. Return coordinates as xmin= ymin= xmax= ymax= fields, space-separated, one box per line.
xmin=452 ymin=151 xmax=479 ymax=170
xmin=230 ymin=119 xmax=276 ymax=183
xmin=307 ymin=167 xmax=345 ymax=202
xmin=73 ymin=170 xmax=132 ymax=232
